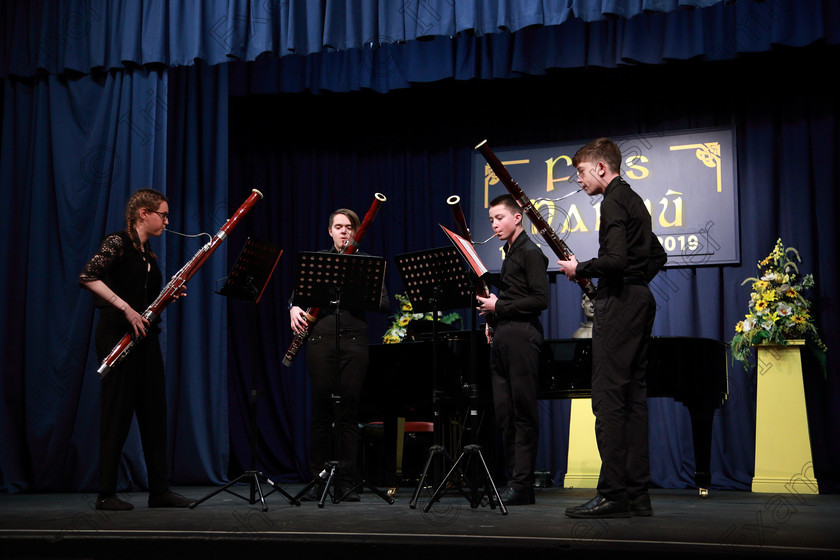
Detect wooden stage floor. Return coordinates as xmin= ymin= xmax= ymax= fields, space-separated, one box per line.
xmin=1 ymin=483 xmax=839 ymax=560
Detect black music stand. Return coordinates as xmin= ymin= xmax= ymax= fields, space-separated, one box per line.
xmin=189 ymin=237 xmax=298 ymax=511
xmin=391 ymin=247 xmax=481 ymax=509
xmin=408 ymin=244 xmax=506 ymax=515
xmin=290 ymin=251 xmax=395 ymax=507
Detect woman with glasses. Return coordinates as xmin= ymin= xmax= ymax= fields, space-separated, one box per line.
xmin=79 ymin=188 xmax=192 ymax=511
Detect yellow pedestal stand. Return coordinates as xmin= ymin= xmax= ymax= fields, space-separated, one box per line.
xmin=564 ymin=398 xmax=601 ymax=488
xmin=752 ymin=341 xmax=819 ymax=495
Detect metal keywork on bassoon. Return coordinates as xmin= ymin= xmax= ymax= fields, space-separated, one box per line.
xmin=447 ymin=195 xmax=497 ymax=340
xmin=475 ymin=140 xmax=597 ymax=300
xmin=282 ymin=192 xmax=387 ymax=367
xmin=97 ymin=189 xmax=264 ymax=378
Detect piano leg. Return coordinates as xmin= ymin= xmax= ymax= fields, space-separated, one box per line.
xmin=686 ymin=402 xmax=715 ymax=498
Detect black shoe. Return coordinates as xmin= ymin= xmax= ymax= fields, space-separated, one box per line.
xmin=148 ymin=491 xmax=193 ymax=508
xmin=95 ymin=494 xmax=134 ymax=511
xmin=565 ymin=495 xmax=630 ymax=518
xmin=630 ymin=493 xmax=653 ymax=516
xmin=495 ymin=486 xmax=535 ymax=506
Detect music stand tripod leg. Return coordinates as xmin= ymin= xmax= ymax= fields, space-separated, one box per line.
xmin=408 ymin=444 xmax=442 ymax=509
xmin=320 ymin=462 xmax=337 ymax=507
xmin=408 ymin=302 xmax=458 ymax=509
xmin=250 ymin=472 xmax=268 ymax=512
xmin=410 ymin=443 xmax=475 ymax=509
xmin=473 ymin=445 xmax=507 ymax=515
xmin=423 ymin=445 xmax=507 ymax=515
xmin=262 ymin=473 xmax=300 ymax=505
xmin=188 ymin=472 xmax=250 ymax=509
xmin=421 ymin=450 xmax=466 ymax=512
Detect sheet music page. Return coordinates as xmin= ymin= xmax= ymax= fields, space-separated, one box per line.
xmin=440 ymin=224 xmax=489 ymax=277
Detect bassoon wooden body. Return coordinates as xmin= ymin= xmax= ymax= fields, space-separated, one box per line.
xmin=97 ymin=189 xmax=264 ymax=378
xmin=282 ymin=192 xmax=387 ymax=367
xmin=447 ymin=195 xmax=496 ymax=338
xmin=475 ymin=140 xmax=597 ymax=300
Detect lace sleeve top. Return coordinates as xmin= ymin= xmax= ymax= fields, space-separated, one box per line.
xmin=79 ymin=230 xmax=163 ymax=313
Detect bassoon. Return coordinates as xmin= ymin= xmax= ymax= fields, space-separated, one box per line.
xmin=97 ymin=189 xmax=264 ymax=378
xmin=282 ymin=192 xmax=387 ymax=367
xmin=447 ymin=195 xmax=496 ymax=339
xmin=475 ymin=140 xmax=597 ymax=300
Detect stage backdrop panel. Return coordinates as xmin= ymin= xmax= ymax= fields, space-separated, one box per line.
xmin=470 ymin=127 xmax=739 ymax=272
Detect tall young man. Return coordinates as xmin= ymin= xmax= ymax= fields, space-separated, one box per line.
xmin=476 ymin=194 xmax=549 ymax=506
xmin=557 ymin=138 xmax=667 ymax=518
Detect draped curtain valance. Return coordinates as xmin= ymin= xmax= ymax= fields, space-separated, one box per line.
xmin=1 ymin=0 xmax=768 ymax=79
xmin=4 ymin=0 xmax=838 ymax=95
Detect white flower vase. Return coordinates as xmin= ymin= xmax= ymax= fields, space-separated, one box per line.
xmin=752 ymin=340 xmax=818 ymax=495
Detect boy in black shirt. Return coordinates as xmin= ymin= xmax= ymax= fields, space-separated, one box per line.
xmin=557 ymin=138 xmax=667 ymax=518
xmin=477 ymin=194 xmax=549 ymax=505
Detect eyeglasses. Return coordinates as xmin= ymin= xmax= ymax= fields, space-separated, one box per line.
xmin=150 ymin=210 xmax=169 ymax=221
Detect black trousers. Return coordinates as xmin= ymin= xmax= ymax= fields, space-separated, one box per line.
xmin=305 ymin=330 xmax=368 ymax=482
xmin=489 ymin=319 xmax=543 ymax=490
xmin=591 ymin=282 xmax=656 ymax=502
xmin=97 ymin=332 xmax=169 ymax=497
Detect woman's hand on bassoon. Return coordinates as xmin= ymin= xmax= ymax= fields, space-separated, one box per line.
xmin=289 ymin=305 xmax=308 ymax=334
xmin=124 ymin=307 xmax=149 ymax=338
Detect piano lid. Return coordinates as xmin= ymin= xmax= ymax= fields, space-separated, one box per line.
xmin=540 ymin=337 xmax=729 ymax=406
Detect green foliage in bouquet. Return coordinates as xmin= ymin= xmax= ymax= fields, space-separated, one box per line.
xmin=382 ymin=293 xmax=461 ymax=344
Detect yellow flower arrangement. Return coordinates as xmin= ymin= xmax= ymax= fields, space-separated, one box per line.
xmin=730 ymin=238 xmax=827 ymax=370
xmin=382 ymin=293 xmax=461 ymax=343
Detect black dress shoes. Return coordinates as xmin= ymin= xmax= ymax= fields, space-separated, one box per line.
xmin=148 ymin=491 xmax=194 ymax=508
xmin=630 ymin=493 xmax=653 ymax=516
xmin=565 ymin=495 xmax=630 ymax=518
xmin=95 ymin=494 xmax=133 ymax=511
xmin=495 ymin=486 xmax=535 ymax=506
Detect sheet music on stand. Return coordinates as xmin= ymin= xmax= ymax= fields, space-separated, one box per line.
xmin=292 ymin=251 xmax=386 ymax=312
xmin=394 ymin=246 xmax=472 ymax=313
xmin=439 ymin=224 xmax=490 ymax=281
xmin=219 ymin=237 xmax=283 ymax=303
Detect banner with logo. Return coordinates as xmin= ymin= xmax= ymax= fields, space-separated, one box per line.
xmin=470 ymin=127 xmax=739 ymax=273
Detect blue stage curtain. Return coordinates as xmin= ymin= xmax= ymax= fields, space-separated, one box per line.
xmin=0 ymin=68 xmax=169 ymax=492
xmin=161 ymin=62 xmax=231 ymax=487
xmin=0 ymin=0 xmax=737 ymax=78
xmin=8 ymin=0 xmax=836 ymax=81
xmin=230 ymin=0 xmax=839 ymax=94
xmin=0 ymin=62 xmax=230 ymax=493
xmin=2 ymin=0 xmax=839 ymax=495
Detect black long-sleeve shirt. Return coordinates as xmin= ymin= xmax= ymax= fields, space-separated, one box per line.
xmin=495 ymin=232 xmax=549 ymax=321
xmin=576 ymin=176 xmax=667 ymax=285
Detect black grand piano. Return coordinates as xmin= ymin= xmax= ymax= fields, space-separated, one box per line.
xmin=363 ymin=331 xmax=728 ymax=492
